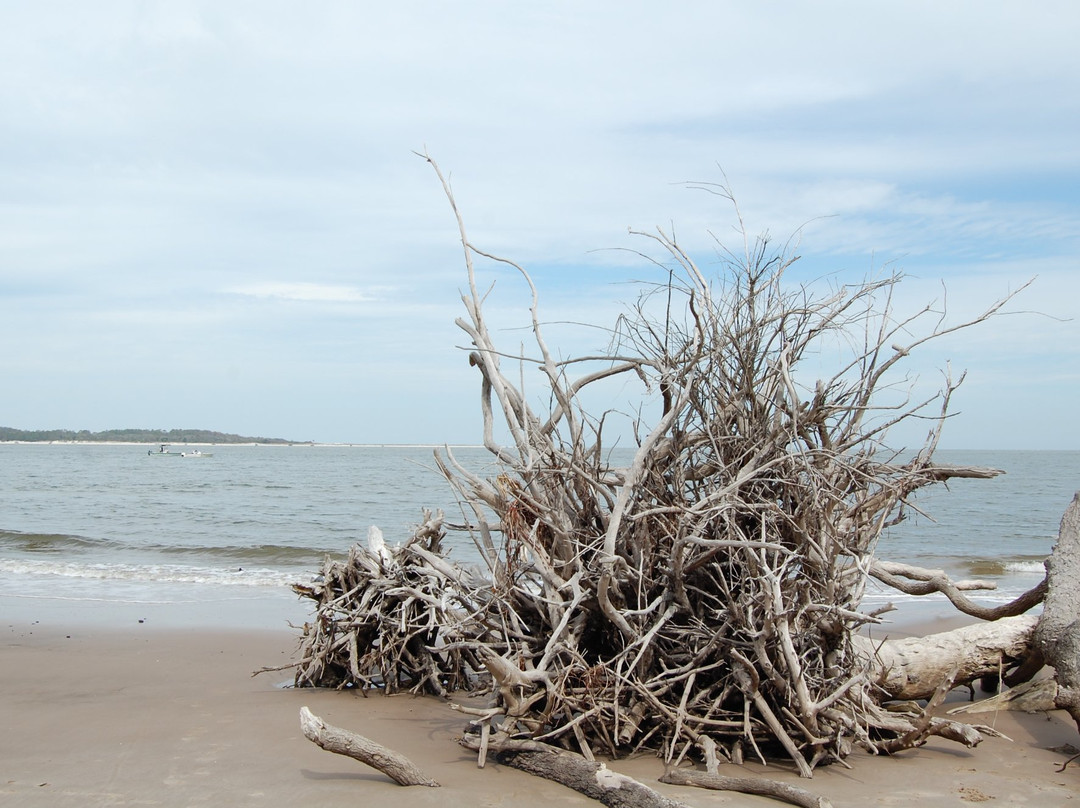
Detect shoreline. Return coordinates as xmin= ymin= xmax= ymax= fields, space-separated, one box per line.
xmin=0 ymin=574 xmax=991 ymax=631
xmin=6 ymin=442 xmax=1073 ymax=451
xmin=3 ymin=612 xmax=1078 ymax=807
xmin=0 ymin=574 xmax=999 ymax=642
xmin=0 ymin=440 xmax=485 ymax=448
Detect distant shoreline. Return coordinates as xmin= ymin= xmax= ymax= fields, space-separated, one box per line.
xmin=0 ymin=440 xmax=484 ymax=449
xmin=0 ymin=427 xmax=299 ymax=445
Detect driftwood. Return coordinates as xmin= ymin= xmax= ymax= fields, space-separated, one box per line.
xmin=869 ymin=559 xmax=1047 ymax=621
xmin=299 ymin=706 xmax=439 ymax=787
xmin=860 ymin=614 xmax=1039 ymax=701
xmin=1035 ymin=492 xmax=1080 ymax=730
xmin=949 ymin=677 xmax=1058 ymax=715
xmin=460 ymin=736 xmax=692 ymax=808
xmin=659 ymin=768 xmax=832 ymax=808
xmin=289 ymin=515 xmax=486 ymax=696
xmin=283 ymin=156 xmax=1073 ymax=805
xmin=948 ymin=493 xmax=1080 ymax=728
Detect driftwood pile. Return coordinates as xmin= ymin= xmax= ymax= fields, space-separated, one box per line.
xmin=281 ymin=158 xmax=1075 ymax=804
xmin=291 ymin=514 xmax=488 ymax=697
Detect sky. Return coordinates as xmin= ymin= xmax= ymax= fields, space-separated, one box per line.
xmin=1 ymin=2 xmax=1077 ymax=449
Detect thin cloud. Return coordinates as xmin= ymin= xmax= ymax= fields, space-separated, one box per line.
xmin=0 ymin=3 xmax=1077 ymax=446
xmin=227 ymin=282 xmax=375 ymax=304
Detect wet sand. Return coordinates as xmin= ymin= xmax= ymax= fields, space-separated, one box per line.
xmin=2 ymin=615 xmax=1078 ymax=807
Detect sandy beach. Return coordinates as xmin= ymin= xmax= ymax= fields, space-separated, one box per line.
xmin=2 ymin=609 xmax=1078 ymax=808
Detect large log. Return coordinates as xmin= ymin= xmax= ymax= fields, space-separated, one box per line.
xmin=946 ymin=492 xmax=1080 ymax=731
xmin=858 ymin=614 xmax=1039 ymax=701
xmin=946 ymin=493 xmax=1080 ymax=734
xmin=1034 ymin=491 xmax=1080 ymax=730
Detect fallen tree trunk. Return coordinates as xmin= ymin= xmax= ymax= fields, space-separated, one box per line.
xmin=858 ymin=614 xmax=1039 ymax=701
xmin=1035 ymin=492 xmax=1080 ymax=731
xmin=937 ymin=494 xmax=1080 ymax=729
xmin=299 ymin=706 xmax=440 ymax=787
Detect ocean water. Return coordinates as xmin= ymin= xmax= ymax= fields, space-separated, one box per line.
xmin=0 ymin=444 xmax=1076 ymax=629
xmin=0 ymin=444 xmax=498 ymax=628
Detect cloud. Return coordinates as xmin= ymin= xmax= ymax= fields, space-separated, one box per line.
xmin=227 ymin=282 xmax=375 ymax=304
xmin=0 ymin=2 xmax=1077 ymax=447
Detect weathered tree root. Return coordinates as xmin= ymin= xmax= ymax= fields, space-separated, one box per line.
xmin=299 ymin=706 xmax=440 ymax=787
xmin=659 ymin=768 xmax=833 ymax=808
xmin=286 ymin=157 xmax=1070 ymax=784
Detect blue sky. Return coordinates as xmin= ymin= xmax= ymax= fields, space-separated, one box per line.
xmin=1 ymin=2 xmax=1077 ymax=448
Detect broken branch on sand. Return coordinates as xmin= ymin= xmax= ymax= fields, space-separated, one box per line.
xmin=299 ymin=706 xmax=439 ymax=787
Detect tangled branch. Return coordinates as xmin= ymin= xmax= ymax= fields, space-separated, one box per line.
xmin=287 ymin=155 xmax=1038 ymax=779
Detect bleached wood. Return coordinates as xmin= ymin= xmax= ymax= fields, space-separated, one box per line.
xmin=299 ymin=706 xmax=439 ymax=787
xmin=282 ymin=155 xmax=1053 ymax=782
xmin=869 ymin=560 xmax=1047 ymax=621
xmin=460 ymin=736 xmax=692 ymax=808
xmin=1034 ymin=492 xmax=1080 ymax=727
xmin=948 ymin=677 xmax=1059 ymax=715
xmin=858 ymin=615 xmax=1039 ymax=701
xmin=659 ymin=768 xmax=833 ymax=808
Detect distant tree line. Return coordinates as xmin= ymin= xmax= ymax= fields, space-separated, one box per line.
xmin=0 ymin=427 xmax=302 ymax=444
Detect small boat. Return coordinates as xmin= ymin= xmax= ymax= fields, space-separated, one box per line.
xmin=147 ymin=445 xmax=179 ymax=457
xmin=180 ymin=450 xmax=213 ymax=458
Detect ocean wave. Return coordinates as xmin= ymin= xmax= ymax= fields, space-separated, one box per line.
xmin=1 ymin=528 xmax=347 ymax=565
xmin=0 ymin=529 xmax=124 ymax=554
xmin=0 ymin=592 xmax=286 ymax=606
xmin=154 ymin=542 xmax=345 ymax=565
xmin=962 ymin=557 xmax=1047 ymax=577
xmin=0 ymin=557 xmax=302 ymax=588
